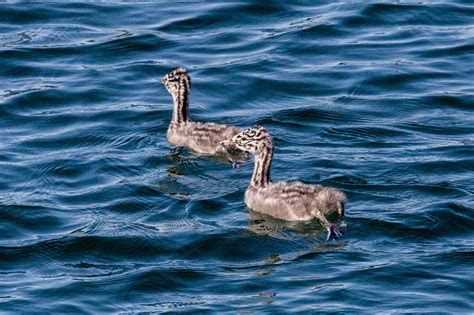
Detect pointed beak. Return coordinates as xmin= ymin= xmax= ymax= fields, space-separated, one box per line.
xmin=220 ymin=140 xmax=236 ymax=148
xmin=160 ymin=78 xmax=165 ymax=84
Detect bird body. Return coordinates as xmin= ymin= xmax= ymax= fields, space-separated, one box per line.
xmin=245 ymin=181 xmax=345 ymax=222
xmin=167 ymin=121 xmax=242 ymax=155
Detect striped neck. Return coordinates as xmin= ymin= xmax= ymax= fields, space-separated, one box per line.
xmin=251 ymin=144 xmax=273 ymax=187
xmin=171 ymin=78 xmax=190 ymax=124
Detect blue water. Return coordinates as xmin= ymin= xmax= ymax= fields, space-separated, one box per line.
xmin=1 ymin=2 xmax=473 ymax=313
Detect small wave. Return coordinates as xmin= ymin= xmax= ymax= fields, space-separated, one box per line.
xmin=323 ymin=125 xmax=409 ymax=143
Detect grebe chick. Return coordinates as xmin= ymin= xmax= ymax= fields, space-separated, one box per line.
xmin=221 ymin=126 xmax=347 ymax=240
xmin=161 ymin=67 xmax=244 ymax=158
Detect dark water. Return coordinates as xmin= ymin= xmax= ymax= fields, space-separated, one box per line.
xmin=1 ymin=1 xmax=473 ymax=313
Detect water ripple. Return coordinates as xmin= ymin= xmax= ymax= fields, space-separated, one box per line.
xmin=1 ymin=1 xmax=473 ymax=313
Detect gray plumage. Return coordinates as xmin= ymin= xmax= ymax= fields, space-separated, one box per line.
xmin=161 ymin=67 xmax=243 ymax=155
xmin=221 ymin=126 xmax=347 ymax=239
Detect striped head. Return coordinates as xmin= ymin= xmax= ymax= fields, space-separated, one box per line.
xmin=222 ymin=126 xmax=273 ymax=155
xmin=160 ymin=67 xmax=191 ymax=96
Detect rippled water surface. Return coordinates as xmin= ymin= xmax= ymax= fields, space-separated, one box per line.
xmin=1 ymin=2 xmax=473 ymax=313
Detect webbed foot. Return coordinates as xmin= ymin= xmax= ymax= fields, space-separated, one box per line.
xmin=326 ymin=223 xmax=346 ymax=241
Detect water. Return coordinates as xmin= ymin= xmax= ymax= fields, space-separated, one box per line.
xmin=1 ymin=1 xmax=473 ymax=313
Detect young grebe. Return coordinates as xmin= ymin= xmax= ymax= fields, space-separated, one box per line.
xmin=222 ymin=126 xmax=347 ymax=240
xmin=161 ymin=67 xmax=244 ymax=156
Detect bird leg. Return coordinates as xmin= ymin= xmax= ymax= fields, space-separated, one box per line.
xmin=313 ymin=211 xmax=343 ymax=241
xmin=337 ymin=201 xmax=345 ymax=217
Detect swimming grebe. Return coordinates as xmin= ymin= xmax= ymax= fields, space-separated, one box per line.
xmin=222 ymin=126 xmax=347 ymax=240
xmin=161 ymin=67 xmax=244 ymax=156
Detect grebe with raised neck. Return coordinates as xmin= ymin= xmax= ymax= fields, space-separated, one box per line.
xmin=222 ymin=126 xmax=347 ymax=240
xmin=161 ymin=67 xmax=245 ymax=158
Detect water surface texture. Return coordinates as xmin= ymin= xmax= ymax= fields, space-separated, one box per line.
xmin=1 ymin=2 xmax=473 ymax=313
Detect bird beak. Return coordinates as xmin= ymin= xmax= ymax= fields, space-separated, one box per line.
xmin=220 ymin=140 xmax=236 ymax=148
xmin=160 ymin=78 xmax=165 ymax=84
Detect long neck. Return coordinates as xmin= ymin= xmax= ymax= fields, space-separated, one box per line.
xmin=171 ymin=80 xmax=189 ymax=123
xmin=251 ymin=144 xmax=273 ymax=187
